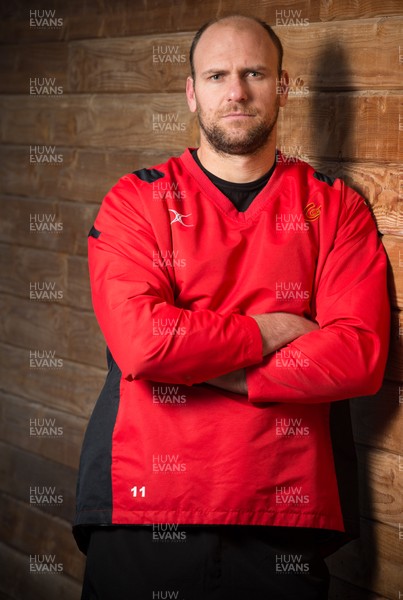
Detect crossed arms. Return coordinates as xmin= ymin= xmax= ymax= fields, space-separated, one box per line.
xmin=206 ymin=312 xmax=319 ymax=395
xmin=89 ymin=175 xmax=390 ymax=405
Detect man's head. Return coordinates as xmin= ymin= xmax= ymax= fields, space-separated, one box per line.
xmin=189 ymin=15 xmax=284 ymax=81
xmin=186 ymin=15 xmax=288 ymax=157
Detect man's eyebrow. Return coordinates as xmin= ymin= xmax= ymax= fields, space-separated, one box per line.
xmin=200 ymin=68 xmax=229 ymax=76
xmin=200 ymin=65 xmax=269 ymax=76
xmin=242 ymin=65 xmax=268 ymax=72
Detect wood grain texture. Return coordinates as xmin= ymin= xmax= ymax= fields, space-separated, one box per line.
xmin=351 ymin=381 xmax=403 ymax=454
xmin=356 ymin=445 xmax=403 ymax=525
xmin=65 ymin=255 xmax=93 ymax=311
xmin=0 ymin=243 xmax=67 ymax=300
xmin=0 ymin=195 xmax=97 ymax=256
xmin=0 ymin=42 xmax=68 ymax=94
xmin=0 ymin=146 xmax=171 ymax=204
xmin=1 ymin=18 xmax=401 ymax=95
xmin=0 ymin=391 xmax=86 ymax=471
xmin=0 ymin=493 xmax=84 ymax=580
xmin=311 ymin=161 xmax=403 ymax=236
xmin=0 ymin=243 xmax=92 ymax=312
xmin=281 ymin=17 xmax=403 ymax=91
xmin=0 ymin=442 xmax=76 ymax=522
xmin=383 ymin=235 xmax=403 ymax=308
xmin=0 ymin=293 xmax=105 ymax=369
xmin=0 ymin=0 xmax=320 ymax=42
xmin=0 ymin=342 xmax=105 ymax=418
xmin=0 ymin=493 xmax=85 ymax=582
xmin=326 ymin=519 xmax=403 ymax=599
xmin=68 ymin=33 xmax=191 ymax=94
xmin=0 ymin=94 xmax=198 ymax=152
xmin=277 ymin=92 xmax=403 ymax=163
xmin=1 ymin=0 xmax=401 ymax=43
xmin=65 ymin=18 xmax=403 ymax=94
xmin=0 ymin=540 xmax=82 ymax=600
xmin=320 ymin=0 xmax=403 ymax=21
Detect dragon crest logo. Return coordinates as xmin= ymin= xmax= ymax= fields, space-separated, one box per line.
xmin=304 ymin=202 xmax=321 ymax=221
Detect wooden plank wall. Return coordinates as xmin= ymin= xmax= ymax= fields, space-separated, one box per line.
xmin=0 ymin=1 xmax=402 ymax=598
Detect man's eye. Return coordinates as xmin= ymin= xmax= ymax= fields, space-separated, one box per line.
xmin=248 ymin=71 xmax=261 ymax=78
xmin=210 ymin=74 xmax=222 ymax=81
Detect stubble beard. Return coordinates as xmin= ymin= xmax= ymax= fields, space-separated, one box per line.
xmin=196 ymin=100 xmax=280 ymax=156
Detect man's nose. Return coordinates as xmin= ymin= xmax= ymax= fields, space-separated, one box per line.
xmin=226 ymin=76 xmax=248 ymax=102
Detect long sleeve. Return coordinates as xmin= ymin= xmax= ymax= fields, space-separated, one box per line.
xmin=246 ymin=186 xmax=390 ymax=404
xmin=89 ymin=175 xmax=262 ymax=384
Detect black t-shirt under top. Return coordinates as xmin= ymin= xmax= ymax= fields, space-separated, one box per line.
xmin=191 ymin=148 xmax=276 ymax=212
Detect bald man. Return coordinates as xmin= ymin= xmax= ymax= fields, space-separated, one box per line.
xmin=74 ymin=15 xmax=389 ymax=600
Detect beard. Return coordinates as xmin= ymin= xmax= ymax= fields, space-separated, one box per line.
xmin=196 ymin=100 xmax=280 ymax=156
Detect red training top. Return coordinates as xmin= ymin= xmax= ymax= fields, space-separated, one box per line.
xmin=73 ymin=149 xmax=390 ymax=552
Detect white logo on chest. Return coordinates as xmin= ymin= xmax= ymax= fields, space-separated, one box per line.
xmin=168 ymin=209 xmax=193 ymax=227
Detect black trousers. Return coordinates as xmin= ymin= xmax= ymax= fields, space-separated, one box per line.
xmin=81 ymin=525 xmax=331 ymax=600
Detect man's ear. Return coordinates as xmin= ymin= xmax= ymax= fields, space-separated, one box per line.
xmin=186 ymin=76 xmax=197 ymax=113
xmin=277 ymin=70 xmax=289 ymax=107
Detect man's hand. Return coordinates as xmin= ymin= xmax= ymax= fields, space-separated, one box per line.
xmin=251 ymin=312 xmax=319 ymax=356
xmin=206 ymin=313 xmax=319 ymax=394
xmin=206 ymin=369 xmax=247 ymax=395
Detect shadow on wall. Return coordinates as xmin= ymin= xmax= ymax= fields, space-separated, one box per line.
xmin=308 ymin=42 xmax=354 ymax=165
xmin=309 ymin=41 xmax=397 ymax=597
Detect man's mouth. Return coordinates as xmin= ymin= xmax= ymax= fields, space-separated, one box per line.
xmin=221 ymin=112 xmax=256 ymax=119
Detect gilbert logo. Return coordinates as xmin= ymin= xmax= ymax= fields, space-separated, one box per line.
xmin=304 ymin=202 xmax=321 ymax=221
xmin=168 ymin=209 xmax=193 ymax=227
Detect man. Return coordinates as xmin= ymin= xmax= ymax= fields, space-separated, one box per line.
xmin=74 ymin=15 xmax=390 ymax=600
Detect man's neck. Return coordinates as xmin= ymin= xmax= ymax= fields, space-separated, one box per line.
xmin=196 ymin=138 xmax=277 ymax=183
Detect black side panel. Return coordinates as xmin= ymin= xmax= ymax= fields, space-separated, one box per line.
xmin=133 ymin=167 xmax=165 ymax=183
xmin=329 ymin=400 xmax=360 ymax=547
xmin=88 ymin=225 xmax=101 ymax=239
xmin=73 ymin=348 xmax=121 ymax=554
xmin=313 ymin=171 xmax=335 ymax=186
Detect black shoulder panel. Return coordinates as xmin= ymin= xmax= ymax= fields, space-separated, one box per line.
xmin=133 ymin=168 xmax=165 ymax=183
xmin=313 ymin=171 xmax=335 ymax=186
xmin=88 ymin=225 xmax=101 ymax=238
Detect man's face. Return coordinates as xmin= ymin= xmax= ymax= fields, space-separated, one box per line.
xmin=186 ymin=20 xmax=288 ymax=156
